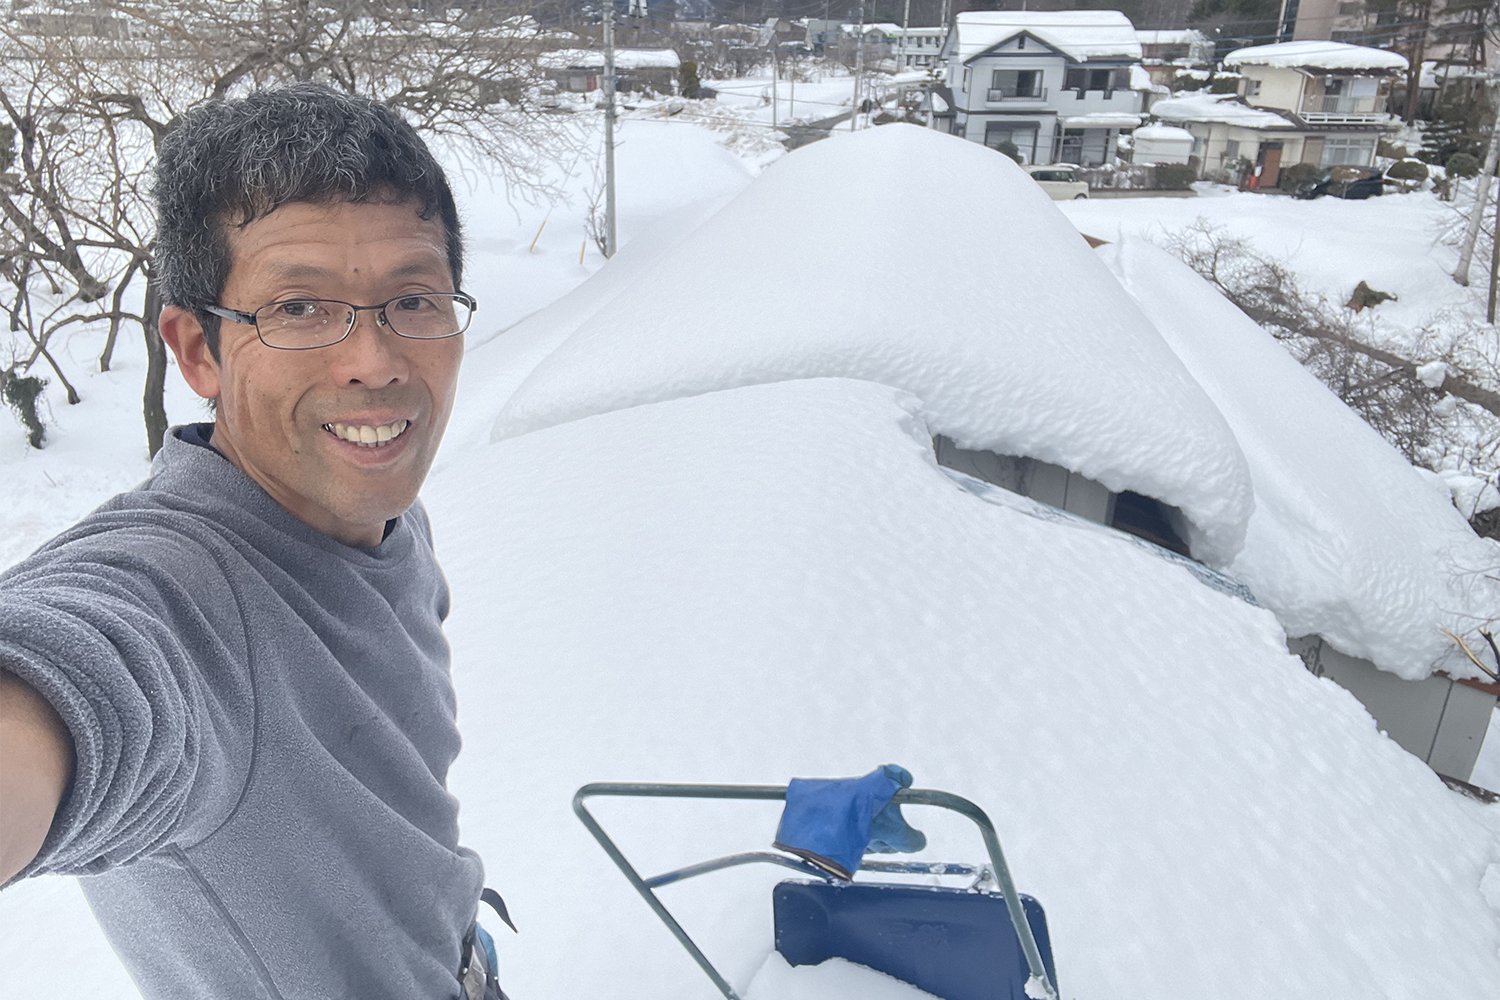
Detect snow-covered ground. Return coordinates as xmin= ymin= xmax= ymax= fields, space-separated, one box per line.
xmin=2 ymin=119 xmax=1499 ymax=1000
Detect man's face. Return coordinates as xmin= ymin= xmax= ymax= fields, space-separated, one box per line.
xmin=190 ymin=199 xmax=464 ymax=547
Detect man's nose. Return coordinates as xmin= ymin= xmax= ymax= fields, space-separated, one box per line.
xmin=331 ymin=307 xmax=409 ymax=387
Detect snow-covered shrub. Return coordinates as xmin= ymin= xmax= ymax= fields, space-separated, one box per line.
xmin=1386 ymin=159 xmax=1429 ymax=185
xmin=0 ymin=368 xmax=46 ymax=449
xmin=1377 ymin=138 xmax=1410 ymax=161
xmin=1278 ymin=162 xmax=1321 ymax=191
xmin=1154 ymin=163 xmax=1197 ymax=190
xmin=1444 ymin=151 xmax=1481 ymax=180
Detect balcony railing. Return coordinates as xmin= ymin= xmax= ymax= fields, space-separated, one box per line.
xmin=986 ymin=87 xmax=1048 ymax=102
xmin=1299 ymin=94 xmax=1384 ymax=122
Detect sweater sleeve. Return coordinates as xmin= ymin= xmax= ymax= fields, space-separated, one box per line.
xmin=0 ymin=519 xmax=255 ymax=880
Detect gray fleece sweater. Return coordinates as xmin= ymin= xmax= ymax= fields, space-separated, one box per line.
xmin=0 ymin=424 xmax=484 ymax=999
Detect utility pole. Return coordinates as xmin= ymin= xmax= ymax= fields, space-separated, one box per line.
xmin=899 ymin=0 xmax=911 ymax=73
xmin=1454 ymin=86 xmax=1500 ymax=285
xmin=772 ymin=43 xmax=779 ymax=129
xmin=850 ymin=0 xmax=865 ymax=132
xmin=789 ymin=48 xmax=796 ymax=118
xmin=602 ymin=0 xmax=618 ymax=259
xmin=1488 ymin=193 xmax=1500 ymax=322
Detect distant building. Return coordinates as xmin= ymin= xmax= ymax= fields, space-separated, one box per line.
xmin=1135 ymin=29 xmax=1213 ymax=88
xmin=938 ymin=10 xmax=1149 ymax=166
xmin=539 ymin=48 xmax=682 ymax=95
xmin=1151 ymin=40 xmax=1406 ymax=184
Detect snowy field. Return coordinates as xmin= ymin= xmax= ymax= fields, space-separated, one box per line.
xmin=2 ymin=117 xmax=1499 ymax=1000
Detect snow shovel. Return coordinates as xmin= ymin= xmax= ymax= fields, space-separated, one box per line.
xmin=573 ymin=773 xmax=1059 ymax=1000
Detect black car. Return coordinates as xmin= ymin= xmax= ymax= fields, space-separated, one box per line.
xmin=1292 ymin=168 xmax=1390 ymax=201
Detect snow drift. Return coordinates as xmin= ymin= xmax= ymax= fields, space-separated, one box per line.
xmin=488 ymin=124 xmax=1255 ymax=565
xmin=1100 ymin=239 xmax=1500 ymax=679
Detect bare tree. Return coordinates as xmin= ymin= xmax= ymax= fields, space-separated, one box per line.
xmin=0 ymin=0 xmax=572 ymax=456
xmin=1162 ymin=221 xmax=1500 ymax=538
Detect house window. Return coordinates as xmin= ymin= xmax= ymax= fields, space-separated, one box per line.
xmin=1246 ymin=79 xmax=1261 ymax=97
xmin=1065 ymin=67 xmax=1085 ymax=91
xmin=1321 ymin=135 xmax=1376 ymax=167
xmin=1058 ymin=128 xmax=1085 ymax=163
xmin=990 ymin=69 xmax=1042 ymax=99
xmin=985 ymin=121 xmax=1040 ymax=161
xmin=1017 ymin=34 xmax=1025 ymax=49
xmin=1222 ymin=139 xmax=1240 ymax=163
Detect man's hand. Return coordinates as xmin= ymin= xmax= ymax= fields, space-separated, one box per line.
xmin=0 ymin=670 xmax=73 ymax=885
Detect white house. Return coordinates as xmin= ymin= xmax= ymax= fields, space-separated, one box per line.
xmin=1153 ymin=40 xmax=1406 ymax=184
xmin=1136 ymin=28 xmax=1213 ymax=88
xmin=938 ymin=10 xmax=1148 ymax=166
xmin=890 ymin=25 xmax=948 ymax=69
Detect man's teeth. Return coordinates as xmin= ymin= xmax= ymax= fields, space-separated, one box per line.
xmin=324 ymin=419 xmax=410 ymax=448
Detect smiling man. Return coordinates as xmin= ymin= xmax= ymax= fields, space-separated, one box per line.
xmin=0 ymin=85 xmax=504 ymax=1000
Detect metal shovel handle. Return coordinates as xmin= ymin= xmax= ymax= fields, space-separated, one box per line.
xmin=572 ymin=781 xmax=1058 ymax=1000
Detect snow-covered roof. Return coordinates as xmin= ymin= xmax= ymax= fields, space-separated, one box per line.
xmin=1420 ymin=59 xmax=1488 ymax=89
xmin=1224 ymin=40 xmax=1409 ymax=72
xmin=950 ymin=10 xmax=1143 ymax=63
xmin=1133 ymin=123 xmax=1195 ymax=142
xmin=538 ymin=48 xmax=681 ymax=71
xmin=1151 ymin=93 xmax=1294 ymax=128
xmin=405 ymin=124 xmax=1500 ymax=1000
xmin=491 ymin=125 xmax=1253 ymax=564
xmin=1099 ymin=240 xmax=1499 ymax=679
xmin=1136 ymin=29 xmax=1207 ymax=46
xmin=1060 ymin=112 xmax=1145 ymax=128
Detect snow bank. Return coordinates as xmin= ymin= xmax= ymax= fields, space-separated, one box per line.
xmin=746 ymin=954 xmax=939 ymax=999
xmin=488 ymin=124 xmax=1254 ymax=564
xmin=951 ymin=11 xmax=1142 ymax=63
xmin=434 ymin=377 xmax=1500 ymax=1000
xmin=1225 ymin=40 xmax=1409 ymax=72
xmin=1099 ymin=238 xmax=1500 ymax=678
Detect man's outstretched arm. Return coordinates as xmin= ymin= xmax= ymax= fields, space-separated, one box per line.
xmin=0 ymin=670 xmax=73 ymax=885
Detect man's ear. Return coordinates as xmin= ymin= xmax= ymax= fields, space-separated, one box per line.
xmin=158 ymin=306 xmax=221 ymax=402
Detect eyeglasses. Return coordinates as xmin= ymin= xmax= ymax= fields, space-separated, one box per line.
xmin=202 ymin=292 xmax=477 ymax=350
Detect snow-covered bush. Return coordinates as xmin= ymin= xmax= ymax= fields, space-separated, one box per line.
xmin=1445 ymin=152 xmax=1481 ymax=179
xmin=1277 ymin=162 xmax=1321 ymax=191
xmin=1386 ymin=159 xmax=1429 ymax=189
xmin=1153 ymin=163 xmax=1197 ymax=190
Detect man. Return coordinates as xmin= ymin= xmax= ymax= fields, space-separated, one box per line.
xmin=0 ymin=84 xmax=503 ymax=999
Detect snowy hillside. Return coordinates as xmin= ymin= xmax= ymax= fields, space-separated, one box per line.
xmin=1 ymin=120 xmax=1498 ymax=1000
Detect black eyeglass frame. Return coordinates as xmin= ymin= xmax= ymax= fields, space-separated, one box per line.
xmin=201 ymin=292 xmax=478 ymax=351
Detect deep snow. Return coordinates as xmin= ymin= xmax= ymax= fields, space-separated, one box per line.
xmin=1 ymin=120 xmax=1498 ymax=1000
xmin=1100 ymin=239 xmax=1500 ymax=678
xmin=489 ymin=126 xmax=1256 ymax=566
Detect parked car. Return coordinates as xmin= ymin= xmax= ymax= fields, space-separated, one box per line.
xmin=1025 ymin=164 xmax=1089 ymax=200
xmin=1292 ymin=166 xmax=1390 ymax=201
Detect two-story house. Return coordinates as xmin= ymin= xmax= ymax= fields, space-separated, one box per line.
xmin=937 ymin=10 xmax=1147 ymax=166
xmin=1151 ymin=40 xmax=1406 ymax=185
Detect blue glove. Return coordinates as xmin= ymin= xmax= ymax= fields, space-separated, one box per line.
xmin=773 ymin=764 xmax=927 ymax=879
